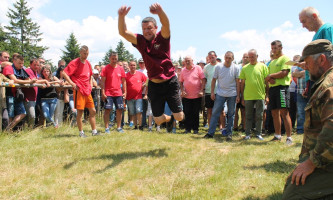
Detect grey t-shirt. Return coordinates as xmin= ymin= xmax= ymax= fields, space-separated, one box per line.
xmin=213 ymin=63 xmax=240 ymax=97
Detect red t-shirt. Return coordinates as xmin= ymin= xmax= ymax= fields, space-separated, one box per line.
xmin=100 ymin=64 xmax=126 ymax=97
xmin=125 ymin=71 xmax=147 ymax=100
xmin=3 ymin=65 xmax=15 ymax=96
xmin=23 ymin=68 xmax=38 ymax=101
xmin=133 ymin=31 xmax=175 ymax=80
xmin=64 ymin=58 xmax=92 ymax=96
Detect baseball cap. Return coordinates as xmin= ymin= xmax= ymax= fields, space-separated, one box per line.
xmin=138 ymin=58 xmax=144 ymax=63
xmin=198 ymin=60 xmax=205 ymax=64
xmin=300 ymin=39 xmax=333 ymax=62
xmin=93 ymin=69 xmax=99 ymax=74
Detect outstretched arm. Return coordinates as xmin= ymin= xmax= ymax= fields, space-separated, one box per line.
xmin=118 ymin=5 xmax=137 ymax=45
xmin=149 ymin=3 xmax=170 ymax=39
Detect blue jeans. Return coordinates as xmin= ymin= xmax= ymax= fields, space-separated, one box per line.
xmin=41 ymin=98 xmax=58 ymax=126
xmin=296 ymin=93 xmax=307 ymax=134
xmin=127 ymin=99 xmax=143 ymax=115
xmin=208 ymin=95 xmax=236 ymax=136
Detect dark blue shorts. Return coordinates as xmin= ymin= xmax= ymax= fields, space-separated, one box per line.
xmin=104 ymin=96 xmax=124 ymax=110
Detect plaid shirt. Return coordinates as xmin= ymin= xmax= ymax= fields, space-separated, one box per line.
xmin=295 ymin=66 xmax=307 ymax=94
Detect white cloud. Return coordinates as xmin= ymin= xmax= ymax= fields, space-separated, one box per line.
xmin=171 ymin=46 xmax=197 ymax=62
xmin=220 ymin=21 xmax=313 ymax=62
xmin=1 ymin=0 xmax=142 ymax=65
xmin=39 ymin=15 xmax=142 ymax=65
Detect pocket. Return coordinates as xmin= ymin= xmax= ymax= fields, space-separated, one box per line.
xmin=304 ymin=103 xmax=313 ymax=128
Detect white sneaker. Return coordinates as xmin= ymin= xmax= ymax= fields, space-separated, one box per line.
xmin=244 ymin=135 xmax=251 ymax=140
xmin=156 ymin=126 xmax=161 ymax=132
xmin=256 ymin=135 xmax=264 ymax=141
xmin=286 ymin=138 xmax=293 ymax=145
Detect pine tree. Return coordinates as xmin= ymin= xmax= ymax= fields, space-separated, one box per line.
xmin=61 ymin=32 xmax=80 ymax=64
xmin=0 ymin=25 xmax=8 ymax=50
xmin=100 ymin=46 xmax=115 ymax=65
xmin=115 ymin=40 xmax=134 ymax=61
xmin=178 ymin=56 xmax=183 ymax=66
xmin=5 ymin=0 xmax=48 ymax=65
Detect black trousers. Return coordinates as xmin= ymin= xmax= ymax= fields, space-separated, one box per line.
xmin=183 ymin=97 xmax=202 ymax=132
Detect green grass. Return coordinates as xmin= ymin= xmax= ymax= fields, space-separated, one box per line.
xmin=0 ymin=122 xmax=302 ymax=200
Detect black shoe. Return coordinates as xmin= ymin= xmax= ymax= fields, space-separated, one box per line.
xmin=183 ymin=130 xmax=191 ymax=134
xmin=270 ymin=136 xmax=281 ymax=141
xmin=193 ymin=130 xmax=199 ymax=134
xmin=226 ymin=135 xmax=232 ymax=141
xmin=166 ymin=115 xmax=174 ymax=133
xmin=203 ymin=134 xmax=213 ymax=139
xmin=139 ymin=126 xmax=144 ymax=131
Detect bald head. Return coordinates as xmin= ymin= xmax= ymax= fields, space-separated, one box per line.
xmin=299 ymin=7 xmax=323 ymax=32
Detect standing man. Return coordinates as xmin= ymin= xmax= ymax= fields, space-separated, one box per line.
xmin=179 ymin=56 xmax=205 ymax=134
xmin=137 ymin=58 xmax=148 ymax=128
xmin=118 ymin=3 xmax=184 ymax=129
xmin=239 ymin=49 xmax=268 ymax=140
xmin=126 ymin=61 xmax=147 ymax=130
xmin=291 ymin=55 xmax=307 ymax=134
xmin=282 ymin=39 xmax=333 ymax=200
xmin=63 ymin=45 xmax=99 ymax=137
xmin=265 ymin=40 xmax=293 ymax=144
xmin=101 ymin=52 xmax=126 ymax=134
xmin=203 ymin=51 xmax=219 ymax=128
xmin=203 ymin=51 xmax=240 ymax=141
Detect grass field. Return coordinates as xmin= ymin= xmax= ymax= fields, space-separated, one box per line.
xmin=0 ymin=121 xmax=302 ymax=200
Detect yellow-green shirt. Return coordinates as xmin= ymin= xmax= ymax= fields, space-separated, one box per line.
xmin=239 ymin=62 xmax=268 ymax=100
xmin=268 ymin=55 xmax=291 ymax=87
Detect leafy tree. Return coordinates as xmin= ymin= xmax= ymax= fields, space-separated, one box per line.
xmin=61 ymin=32 xmax=80 ymax=64
xmin=100 ymin=46 xmax=115 ymax=65
xmin=5 ymin=0 xmax=48 ymax=65
xmin=115 ymin=40 xmax=134 ymax=61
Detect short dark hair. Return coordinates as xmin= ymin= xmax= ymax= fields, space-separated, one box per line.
xmin=208 ymin=51 xmax=217 ymax=56
xmin=80 ymin=45 xmax=89 ymax=52
xmin=30 ymin=58 xmax=39 ymax=65
xmin=225 ymin=51 xmax=234 ymax=59
xmin=109 ymin=52 xmax=118 ymax=57
xmin=0 ymin=51 xmax=9 ymax=57
xmin=142 ymin=17 xmax=157 ymax=27
xmin=271 ymin=40 xmax=282 ymax=47
xmin=14 ymin=54 xmax=24 ymax=61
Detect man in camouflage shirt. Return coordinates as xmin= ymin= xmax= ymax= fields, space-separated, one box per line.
xmin=282 ymin=39 xmax=333 ymax=199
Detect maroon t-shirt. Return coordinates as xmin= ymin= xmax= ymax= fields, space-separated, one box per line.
xmin=23 ymin=68 xmax=38 ymax=101
xmin=133 ymin=31 xmax=175 ymax=80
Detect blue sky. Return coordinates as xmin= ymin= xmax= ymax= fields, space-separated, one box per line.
xmin=1 ymin=0 xmax=332 ymax=65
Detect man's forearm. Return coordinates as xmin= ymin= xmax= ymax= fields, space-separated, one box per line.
xmin=270 ymin=70 xmax=289 ymax=79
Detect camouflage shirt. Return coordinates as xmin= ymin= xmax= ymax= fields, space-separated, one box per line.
xmin=299 ymin=66 xmax=333 ymax=169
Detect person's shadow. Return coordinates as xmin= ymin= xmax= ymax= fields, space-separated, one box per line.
xmin=63 ymin=148 xmax=169 ymax=173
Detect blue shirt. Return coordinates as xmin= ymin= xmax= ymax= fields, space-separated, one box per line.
xmin=305 ymin=23 xmax=333 ymax=81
